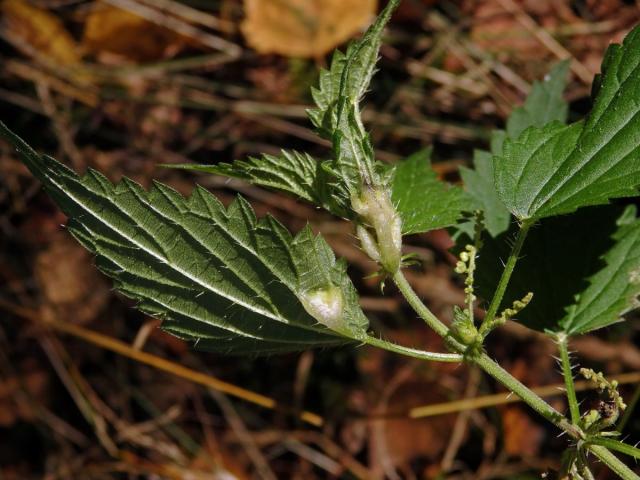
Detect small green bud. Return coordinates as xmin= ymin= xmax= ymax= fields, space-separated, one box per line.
xmin=580 ymin=368 xmax=627 ymax=412
xmin=450 ymin=306 xmax=482 ymax=347
xmin=579 ymin=368 xmax=626 ymax=432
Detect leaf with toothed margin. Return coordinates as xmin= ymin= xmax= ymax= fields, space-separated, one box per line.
xmin=506 ymin=60 xmax=570 ymax=140
xmin=165 ymin=150 xmax=351 ymax=219
xmin=171 ymin=1 xmax=402 ymax=220
xmin=308 ymin=0 xmax=399 ymax=199
xmin=494 ymin=26 xmax=640 ymax=221
xmin=457 ymin=61 xmax=570 ymax=237
xmin=0 ymin=120 xmax=369 ymax=355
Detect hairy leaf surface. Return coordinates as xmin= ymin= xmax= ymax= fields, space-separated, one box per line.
xmin=308 ymin=0 xmax=399 ymax=196
xmin=474 ymin=205 xmax=640 ymax=335
xmin=391 ymin=149 xmax=468 ymax=235
xmin=494 ymin=27 xmax=640 ymax=220
xmin=1 ymin=121 xmax=369 ymax=354
xmin=494 ymin=121 xmax=582 ymax=220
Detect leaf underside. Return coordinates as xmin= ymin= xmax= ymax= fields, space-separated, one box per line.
xmin=167 ymin=150 xmax=348 ymax=218
xmin=1 ymin=121 xmax=369 ymax=354
xmin=494 ymin=27 xmax=640 ymax=220
xmin=474 ymin=205 xmax=640 ymax=335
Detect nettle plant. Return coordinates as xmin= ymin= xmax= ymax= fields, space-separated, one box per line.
xmin=3 ymin=1 xmax=640 ymax=477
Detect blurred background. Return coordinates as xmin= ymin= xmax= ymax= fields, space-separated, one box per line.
xmin=1 ymin=0 xmax=640 ymax=478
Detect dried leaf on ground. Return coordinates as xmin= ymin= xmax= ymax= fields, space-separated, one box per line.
xmin=241 ymin=0 xmax=378 ymax=57
xmin=1 ymin=0 xmax=81 ymax=65
xmin=83 ymin=4 xmax=188 ymax=62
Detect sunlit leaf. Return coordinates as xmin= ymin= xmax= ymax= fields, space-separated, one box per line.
xmin=494 ymin=27 xmax=640 ymax=220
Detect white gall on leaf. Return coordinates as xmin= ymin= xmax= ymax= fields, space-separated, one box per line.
xmin=300 ymin=285 xmax=345 ymax=331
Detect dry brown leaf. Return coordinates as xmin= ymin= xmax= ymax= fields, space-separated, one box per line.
xmin=83 ymin=3 xmax=187 ymax=62
xmin=1 ymin=0 xmax=81 ymax=65
xmin=241 ymin=0 xmax=378 ymax=58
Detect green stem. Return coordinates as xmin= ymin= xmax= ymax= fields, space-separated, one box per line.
xmin=363 ymin=336 xmax=463 ymax=363
xmin=392 ymin=250 xmax=640 ymax=478
xmin=392 ymin=270 xmax=451 ymax=338
xmin=392 ymin=269 xmax=583 ymax=440
xmin=557 ymin=333 xmax=581 ymax=425
xmin=589 ymin=444 xmax=640 ymax=480
xmin=481 ymin=219 xmax=532 ymax=332
xmin=588 ymin=438 xmax=640 ymax=461
xmin=474 ymin=353 xmax=582 ymax=439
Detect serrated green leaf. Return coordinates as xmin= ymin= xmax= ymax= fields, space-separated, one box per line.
xmin=473 ymin=205 xmax=640 ymax=335
xmin=307 ymin=0 xmax=397 ymax=137
xmin=459 ymin=62 xmax=569 ymax=236
xmin=166 ymin=150 xmax=349 ymax=218
xmin=560 ymin=206 xmax=640 ymax=335
xmin=459 ymin=150 xmax=511 ymax=237
xmin=168 ymin=151 xmax=321 ymax=203
xmin=1 ymin=121 xmax=370 ymax=354
xmin=494 ymin=121 xmax=583 ymax=220
xmin=307 ymin=0 xmax=399 ymax=196
xmin=506 ymin=60 xmax=570 ymax=139
xmin=391 ymin=149 xmax=469 ymax=235
xmin=176 ymin=2 xmax=400 ymax=220
xmin=494 ymin=27 xmax=640 ymax=220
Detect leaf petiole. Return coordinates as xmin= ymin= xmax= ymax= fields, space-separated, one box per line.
xmin=480 ymin=219 xmax=533 ymax=334
xmin=363 ymin=335 xmax=463 ymax=363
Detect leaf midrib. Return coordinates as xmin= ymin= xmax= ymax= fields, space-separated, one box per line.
xmin=49 ymin=166 xmax=296 ymax=326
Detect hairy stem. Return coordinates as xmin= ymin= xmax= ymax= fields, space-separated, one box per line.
xmin=589 ymin=445 xmax=640 ymax=480
xmin=392 ymin=270 xmax=451 ymax=338
xmin=473 ymin=353 xmax=582 ymax=438
xmin=481 ymin=219 xmax=533 ymax=332
xmin=363 ymin=336 xmax=463 ymax=362
xmin=557 ymin=333 xmax=581 ymax=425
